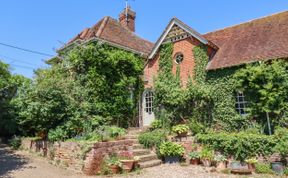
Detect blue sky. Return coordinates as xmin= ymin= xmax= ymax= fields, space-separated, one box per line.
xmin=0 ymin=0 xmax=287 ymax=78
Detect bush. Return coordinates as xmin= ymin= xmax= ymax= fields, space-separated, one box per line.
xmin=284 ymin=167 xmax=288 ymax=176
xmin=188 ymin=151 xmax=200 ymax=159
xmin=196 ymin=132 xmax=276 ymax=161
xmin=188 ymin=120 xmax=205 ymax=135
xmin=138 ymin=130 xmax=166 ymax=148
xmin=159 ymin=141 xmax=185 ymax=157
xmin=48 ymin=126 xmax=68 ymax=142
xmin=8 ymin=136 xmax=21 ymax=150
xmin=255 ymin=162 xmax=273 ymax=174
xmin=171 ymin=124 xmax=189 ymax=134
xmin=150 ymin=120 xmax=163 ymax=130
xmin=105 ymin=126 xmax=126 ymax=139
xmin=199 ymin=147 xmax=214 ymax=160
xmin=273 ymin=127 xmax=288 ymax=158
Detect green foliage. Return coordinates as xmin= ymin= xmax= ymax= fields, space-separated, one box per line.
xmin=150 ymin=120 xmax=163 ymax=130
xmin=245 ymin=157 xmax=258 ymax=164
xmin=171 ymin=124 xmax=189 ymax=134
xmin=105 ymin=154 xmax=121 ymax=166
xmin=0 ymin=60 xmax=30 ymax=136
xmin=193 ymin=45 xmax=209 ymax=84
xmin=159 ymin=141 xmax=185 ymax=157
xmin=188 ymin=151 xmax=200 ymax=159
xmin=104 ymin=126 xmax=126 ymax=139
xmin=188 ymin=119 xmax=205 ymax=135
xmin=284 ymin=167 xmax=288 ymax=176
xmin=8 ymin=136 xmax=22 ymax=150
xmin=234 ymin=60 xmax=288 ymax=118
xmin=154 ymin=43 xmax=185 ymax=124
xmin=48 ymin=127 xmax=68 ymax=142
xmin=273 ymin=127 xmax=288 ymax=158
xmin=199 ymin=147 xmax=214 ymax=160
xmin=255 ymin=162 xmax=273 ymax=174
xmin=196 ymin=132 xmax=276 ymax=161
xmin=15 ymin=42 xmax=143 ymax=137
xmin=138 ymin=129 xmax=166 ymax=148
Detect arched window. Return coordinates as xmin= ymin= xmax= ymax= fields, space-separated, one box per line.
xmin=235 ymin=92 xmax=247 ymax=115
xmin=174 ymin=53 xmax=184 ymax=64
xmin=145 ymin=91 xmax=153 ymax=114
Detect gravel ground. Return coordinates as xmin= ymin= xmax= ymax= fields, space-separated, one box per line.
xmin=0 ymin=144 xmax=279 ymax=178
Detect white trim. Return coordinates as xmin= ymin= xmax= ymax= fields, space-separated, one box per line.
xmin=148 ymin=18 xmax=209 ymax=59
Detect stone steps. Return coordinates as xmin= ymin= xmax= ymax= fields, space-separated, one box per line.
xmin=138 ymin=153 xmax=158 ymax=162
xmin=139 ymin=159 xmax=162 ymax=168
xmin=132 ymin=149 xmax=151 ymax=156
xmin=125 ymin=128 xmax=162 ymax=169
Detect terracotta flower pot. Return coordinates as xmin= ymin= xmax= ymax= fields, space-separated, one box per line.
xmin=216 ymin=161 xmax=227 ymax=170
xmin=247 ymin=163 xmax=255 ymax=172
xmin=120 ymin=160 xmax=135 ymax=172
xmin=190 ymin=158 xmax=200 ymax=165
xmin=202 ymin=159 xmax=212 ymax=167
xmin=109 ymin=165 xmax=120 ymax=174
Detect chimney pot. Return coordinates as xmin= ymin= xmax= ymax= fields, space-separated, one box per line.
xmin=119 ymin=6 xmax=136 ymax=32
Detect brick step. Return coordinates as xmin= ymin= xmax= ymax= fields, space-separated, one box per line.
xmin=133 ymin=144 xmax=144 ymax=149
xmin=138 ymin=153 xmax=158 ymax=162
xmin=132 ymin=149 xmax=151 ymax=156
xmin=124 ymin=135 xmax=139 ymax=139
xmin=139 ymin=159 xmax=162 ymax=169
xmin=125 ymin=139 xmax=138 ymax=144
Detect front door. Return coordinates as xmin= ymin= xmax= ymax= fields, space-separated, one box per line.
xmin=142 ymin=90 xmax=155 ymax=126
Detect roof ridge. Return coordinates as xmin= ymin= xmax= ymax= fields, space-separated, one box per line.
xmin=204 ymin=10 xmax=288 ymax=35
xmin=95 ymin=16 xmax=109 ymax=37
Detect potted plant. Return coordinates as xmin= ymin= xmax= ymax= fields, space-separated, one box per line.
xmin=214 ymin=154 xmax=227 ymax=170
xmin=245 ymin=158 xmax=258 ymax=172
xmin=172 ymin=124 xmax=189 ymax=137
xmin=159 ymin=141 xmax=185 ymax=163
xmin=188 ymin=151 xmax=200 ymax=165
xmin=119 ymin=151 xmax=135 ymax=172
xmin=199 ymin=147 xmax=214 ymax=167
xmin=106 ymin=155 xmax=121 ymax=174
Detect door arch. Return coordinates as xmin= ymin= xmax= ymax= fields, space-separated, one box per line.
xmin=142 ymin=90 xmax=155 ymax=126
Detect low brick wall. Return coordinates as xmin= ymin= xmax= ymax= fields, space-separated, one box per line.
xmin=21 ymin=138 xmax=133 ymax=175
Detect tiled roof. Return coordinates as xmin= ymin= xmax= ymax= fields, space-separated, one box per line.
xmin=204 ymin=11 xmax=288 ymax=70
xmin=66 ymin=16 xmax=153 ymax=56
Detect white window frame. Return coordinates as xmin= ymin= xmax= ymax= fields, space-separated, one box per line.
xmin=145 ymin=91 xmax=153 ymax=114
xmin=174 ymin=53 xmax=184 ymax=64
xmin=235 ymin=92 xmax=248 ymax=116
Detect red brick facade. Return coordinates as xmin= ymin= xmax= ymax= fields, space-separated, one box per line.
xmin=144 ymin=37 xmax=214 ymax=88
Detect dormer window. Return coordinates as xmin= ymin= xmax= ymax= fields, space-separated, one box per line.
xmin=175 ymin=53 xmax=184 ymax=64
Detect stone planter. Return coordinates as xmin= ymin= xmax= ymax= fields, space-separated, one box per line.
xmin=109 ymin=165 xmax=120 ymax=174
xmin=120 ymin=160 xmax=134 ymax=172
xmin=271 ymin=162 xmax=284 ymax=175
xmin=202 ymin=159 xmax=212 ymax=167
xmin=216 ymin=161 xmax=227 ymax=170
xmin=190 ymin=158 xmax=200 ymax=165
xmin=164 ymin=156 xmax=180 ymax=164
xmin=247 ymin=163 xmax=255 ymax=172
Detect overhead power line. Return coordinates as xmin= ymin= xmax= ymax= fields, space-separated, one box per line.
xmin=0 ymin=42 xmax=54 ymax=57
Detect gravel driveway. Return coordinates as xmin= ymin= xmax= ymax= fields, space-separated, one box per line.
xmin=0 ymin=144 xmax=278 ymax=178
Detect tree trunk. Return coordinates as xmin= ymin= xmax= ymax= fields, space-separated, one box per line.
xmin=266 ymin=112 xmax=272 ymax=135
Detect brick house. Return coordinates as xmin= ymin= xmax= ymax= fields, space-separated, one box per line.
xmin=51 ymin=7 xmax=288 ymax=127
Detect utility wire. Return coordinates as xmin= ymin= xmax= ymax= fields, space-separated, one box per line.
xmin=0 ymin=54 xmax=35 ymax=66
xmin=0 ymin=42 xmax=54 ymax=57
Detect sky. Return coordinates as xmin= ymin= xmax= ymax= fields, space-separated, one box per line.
xmin=0 ymin=0 xmax=287 ymax=78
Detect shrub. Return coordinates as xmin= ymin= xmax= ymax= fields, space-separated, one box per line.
xmin=273 ymin=127 xmax=288 ymax=158
xmin=284 ymin=167 xmax=288 ymax=176
xmin=48 ymin=126 xmax=68 ymax=142
xmin=188 ymin=120 xmax=205 ymax=135
xmin=171 ymin=124 xmax=189 ymax=134
xmin=159 ymin=141 xmax=185 ymax=157
xmin=138 ymin=130 xmax=166 ymax=148
xmin=105 ymin=126 xmax=126 ymax=139
xmin=199 ymin=147 xmax=214 ymax=160
xmin=196 ymin=132 xmax=276 ymax=161
xmin=150 ymin=120 xmax=163 ymax=130
xmin=8 ymin=136 xmax=22 ymax=150
xmin=214 ymin=154 xmax=227 ymax=162
xmin=255 ymin=162 xmax=273 ymax=174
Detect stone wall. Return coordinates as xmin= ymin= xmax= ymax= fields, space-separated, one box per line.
xmin=21 ymin=138 xmax=133 ymax=175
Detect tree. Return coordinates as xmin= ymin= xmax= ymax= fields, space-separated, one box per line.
xmin=234 ymin=59 xmax=288 ymax=134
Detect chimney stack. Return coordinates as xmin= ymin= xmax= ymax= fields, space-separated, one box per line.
xmin=119 ymin=6 xmax=136 ymax=32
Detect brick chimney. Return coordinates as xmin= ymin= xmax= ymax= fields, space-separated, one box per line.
xmin=119 ymin=6 xmax=136 ymax=32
